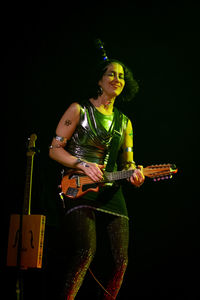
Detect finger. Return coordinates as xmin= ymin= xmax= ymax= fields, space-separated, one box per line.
xmin=92 ymin=166 xmax=104 ymax=180
xmin=87 ymin=171 xmax=102 ymax=182
xmin=135 ymin=169 xmax=145 ymax=182
xmin=133 ymin=172 xmax=138 ymax=182
xmin=137 ymin=165 xmax=145 ymax=180
xmin=130 ymin=176 xmax=140 ymax=187
xmin=99 ymin=164 xmax=106 ymax=170
xmin=95 ymin=165 xmax=105 ymax=177
xmin=129 ymin=176 xmax=135 ymax=185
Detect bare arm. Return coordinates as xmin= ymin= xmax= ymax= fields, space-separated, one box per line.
xmin=49 ymin=102 xmax=104 ymax=182
xmin=49 ymin=102 xmax=81 ymax=167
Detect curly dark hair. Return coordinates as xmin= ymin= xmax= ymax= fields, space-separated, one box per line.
xmin=86 ymin=58 xmax=139 ymax=103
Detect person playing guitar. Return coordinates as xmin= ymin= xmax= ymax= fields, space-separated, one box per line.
xmin=49 ymin=57 xmax=145 ymax=299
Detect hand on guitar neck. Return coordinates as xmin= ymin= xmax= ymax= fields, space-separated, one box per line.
xmin=126 ymin=165 xmax=145 ymax=187
xmin=76 ymin=159 xmax=144 ymax=188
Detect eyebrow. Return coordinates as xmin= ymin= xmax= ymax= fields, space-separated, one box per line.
xmin=106 ymin=70 xmax=124 ymax=75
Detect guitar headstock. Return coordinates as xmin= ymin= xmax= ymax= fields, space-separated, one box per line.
xmin=27 ymin=133 xmax=37 ymax=157
xmin=144 ymin=164 xmax=178 ymax=181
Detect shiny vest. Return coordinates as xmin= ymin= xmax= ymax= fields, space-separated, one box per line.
xmin=65 ymin=101 xmax=129 ymax=168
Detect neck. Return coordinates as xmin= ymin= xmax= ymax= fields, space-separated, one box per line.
xmin=90 ymin=95 xmax=115 ymax=115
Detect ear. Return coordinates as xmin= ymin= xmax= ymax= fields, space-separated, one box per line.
xmin=97 ymin=85 xmax=103 ymax=96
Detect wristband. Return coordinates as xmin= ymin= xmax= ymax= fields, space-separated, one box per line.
xmin=75 ymin=158 xmax=89 ymax=168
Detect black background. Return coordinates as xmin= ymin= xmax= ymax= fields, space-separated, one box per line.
xmin=2 ymin=1 xmax=200 ymax=299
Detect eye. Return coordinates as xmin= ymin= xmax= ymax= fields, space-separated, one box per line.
xmin=107 ymin=72 xmax=115 ymax=77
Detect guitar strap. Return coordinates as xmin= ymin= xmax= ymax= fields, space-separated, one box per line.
xmin=105 ymin=108 xmax=123 ymax=172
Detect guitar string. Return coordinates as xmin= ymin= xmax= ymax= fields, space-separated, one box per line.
xmin=77 ymin=169 xmax=172 ymax=183
xmin=67 ymin=168 xmax=173 ymax=186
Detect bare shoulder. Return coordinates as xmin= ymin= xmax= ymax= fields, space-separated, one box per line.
xmin=55 ymin=102 xmax=81 ymax=138
xmin=65 ymin=102 xmax=81 ymax=115
xmin=61 ymin=102 xmax=81 ymax=122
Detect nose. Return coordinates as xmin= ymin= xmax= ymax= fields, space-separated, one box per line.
xmin=112 ymin=74 xmax=121 ymax=83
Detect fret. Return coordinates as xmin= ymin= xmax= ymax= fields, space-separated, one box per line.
xmin=105 ymin=169 xmax=134 ymax=181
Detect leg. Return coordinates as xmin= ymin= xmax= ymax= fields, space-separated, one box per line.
xmin=61 ymin=208 xmax=97 ymax=300
xmin=103 ymin=216 xmax=129 ymax=300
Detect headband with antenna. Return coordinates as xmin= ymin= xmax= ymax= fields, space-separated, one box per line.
xmin=94 ymin=38 xmax=109 ymax=61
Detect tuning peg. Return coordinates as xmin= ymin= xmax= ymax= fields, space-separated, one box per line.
xmin=153 ymin=177 xmax=160 ymax=182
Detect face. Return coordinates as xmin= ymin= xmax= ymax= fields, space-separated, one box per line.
xmin=98 ymin=63 xmax=125 ymax=98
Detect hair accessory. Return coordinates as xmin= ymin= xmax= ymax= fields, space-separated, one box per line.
xmin=95 ymin=39 xmax=109 ymax=61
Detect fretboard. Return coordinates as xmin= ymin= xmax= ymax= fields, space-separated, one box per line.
xmin=104 ymin=169 xmax=135 ymax=182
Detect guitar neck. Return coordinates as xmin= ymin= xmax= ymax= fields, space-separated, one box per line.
xmin=104 ymin=164 xmax=176 ymax=182
xmin=104 ymin=169 xmax=134 ymax=181
xmin=23 ymin=156 xmax=34 ymax=215
xmin=23 ymin=133 xmax=37 ymax=215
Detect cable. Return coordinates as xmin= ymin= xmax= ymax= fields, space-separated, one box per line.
xmin=88 ymin=268 xmax=115 ymax=299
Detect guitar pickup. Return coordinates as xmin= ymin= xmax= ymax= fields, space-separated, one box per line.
xmin=66 ymin=187 xmax=78 ymax=198
xmin=76 ymin=176 xmax=81 ymax=188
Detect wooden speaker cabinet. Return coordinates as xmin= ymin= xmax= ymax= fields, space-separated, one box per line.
xmin=7 ymin=214 xmax=46 ymax=269
xmin=7 ymin=134 xmax=46 ymax=270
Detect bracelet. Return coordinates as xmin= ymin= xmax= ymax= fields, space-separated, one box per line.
xmin=49 ymin=144 xmax=62 ymax=149
xmin=55 ymin=135 xmax=68 ymax=143
xmin=74 ymin=158 xmax=89 ymax=168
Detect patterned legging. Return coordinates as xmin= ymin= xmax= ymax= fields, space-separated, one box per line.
xmin=60 ymin=208 xmax=129 ymax=300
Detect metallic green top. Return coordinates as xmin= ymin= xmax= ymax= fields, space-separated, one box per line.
xmin=64 ymin=101 xmax=130 ymax=218
xmin=66 ymin=101 xmax=129 ymax=167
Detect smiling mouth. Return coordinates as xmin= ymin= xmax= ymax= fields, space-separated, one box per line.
xmin=111 ymin=84 xmax=121 ymax=89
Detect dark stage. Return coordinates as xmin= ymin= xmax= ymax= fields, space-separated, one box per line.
xmin=2 ymin=2 xmax=200 ymax=299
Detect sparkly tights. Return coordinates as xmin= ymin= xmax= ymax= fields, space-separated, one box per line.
xmin=60 ymin=208 xmax=129 ymax=300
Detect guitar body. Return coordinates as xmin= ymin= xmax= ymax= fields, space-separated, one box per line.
xmin=61 ymin=171 xmax=100 ymax=199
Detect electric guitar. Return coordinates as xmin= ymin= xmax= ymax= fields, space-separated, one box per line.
xmin=60 ymin=164 xmax=178 ymax=199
